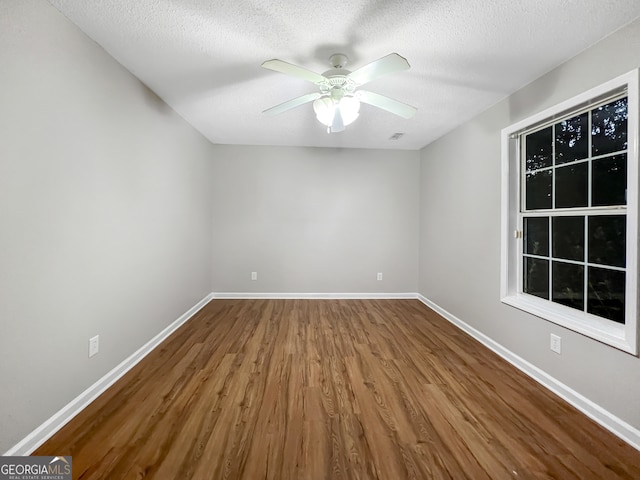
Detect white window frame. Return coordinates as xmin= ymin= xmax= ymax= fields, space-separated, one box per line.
xmin=501 ymin=70 xmax=639 ymax=355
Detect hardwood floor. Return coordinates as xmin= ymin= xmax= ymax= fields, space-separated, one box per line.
xmin=35 ymin=299 xmax=640 ymax=479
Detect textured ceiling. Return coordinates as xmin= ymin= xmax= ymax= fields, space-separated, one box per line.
xmin=48 ymin=0 xmax=640 ymax=150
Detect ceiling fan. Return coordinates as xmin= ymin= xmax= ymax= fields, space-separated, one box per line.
xmin=261 ymin=53 xmax=417 ymax=133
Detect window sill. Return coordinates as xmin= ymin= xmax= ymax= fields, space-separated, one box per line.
xmin=501 ymin=293 xmax=636 ymax=354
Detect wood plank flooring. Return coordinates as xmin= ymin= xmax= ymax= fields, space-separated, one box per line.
xmin=35 ymin=299 xmax=640 ymax=479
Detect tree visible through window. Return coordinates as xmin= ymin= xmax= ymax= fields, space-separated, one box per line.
xmin=501 ymin=70 xmax=638 ymax=354
xmin=522 ymin=97 xmax=628 ymax=324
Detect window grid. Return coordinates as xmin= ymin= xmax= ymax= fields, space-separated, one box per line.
xmin=520 ymin=94 xmax=628 ymax=323
xmin=522 ymin=253 xmax=626 ymax=272
xmin=549 ymin=125 xmax=555 ymax=304
xmin=502 ymin=69 xmax=638 ymax=354
xmin=583 ymin=214 xmax=589 ymax=314
xmin=587 ymin=112 xmax=593 ymax=208
xmin=548 ymin=216 xmax=552 ymax=302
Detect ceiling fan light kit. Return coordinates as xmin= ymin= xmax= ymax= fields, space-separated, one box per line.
xmin=313 ymin=95 xmax=360 ymax=133
xmin=261 ymin=53 xmax=417 ymax=134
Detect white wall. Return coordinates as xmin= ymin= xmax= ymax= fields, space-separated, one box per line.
xmin=210 ymin=145 xmax=420 ymax=293
xmin=0 ymin=0 xmax=214 ymax=453
xmin=4 ymin=0 xmax=637 ymax=457
xmin=419 ymin=18 xmax=640 ymax=432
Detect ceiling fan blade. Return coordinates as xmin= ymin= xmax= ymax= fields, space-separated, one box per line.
xmin=348 ymin=53 xmax=410 ymax=86
xmin=261 ymin=59 xmax=326 ymax=84
xmin=262 ymin=92 xmax=322 ymax=116
xmin=357 ymin=90 xmax=417 ymax=119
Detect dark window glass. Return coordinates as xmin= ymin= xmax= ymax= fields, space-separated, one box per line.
xmin=588 ymin=215 xmax=626 ymax=268
xmin=592 ymin=154 xmax=627 ymax=206
xmin=555 ymin=162 xmax=588 ymax=208
xmin=552 ymin=216 xmax=584 ymax=261
xmin=524 ymin=217 xmax=549 ymax=256
xmin=552 ymin=262 xmax=584 ymax=310
xmin=526 ymin=170 xmax=552 ymax=210
xmin=592 ymin=98 xmax=628 ymax=156
xmin=526 ymin=127 xmax=553 ymax=171
xmin=524 ymin=257 xmax=549 ymax=300
xmin=588 ymin=267 xmax=625 ymax=324
xmin=555 ymin=113 xmax=588 ymax=164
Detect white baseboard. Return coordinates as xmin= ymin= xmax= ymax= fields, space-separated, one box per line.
xmin=4 ymin=293 xmax=214 ymax=456
xmin=8 ymin=292 xmax=638 ymax=456
xmin=416 ymin=294 xmax=640 ymax=452
xmin=212 ymin=292 xmax=417 ymax=299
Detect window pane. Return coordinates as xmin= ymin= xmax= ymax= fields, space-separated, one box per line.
xmin=526 ymin=170 xmax=552 ymax=210
xmin=588 ymin=215 xmax=626 ymax=268
xmin=524 ymin=257 xmax=549 ymax=300
xmin=524 ymin=217 xmax=549 ymax=256
xmin=588 ymin=267 xmax=625 ymax=324
xmin=552 ymin=262 xmax=584 ymax=311
xmin=592 ymin=97 xmax=628 ymax=156
xmin=552 ymin=216 xmax=584 ymax=261
xmin=526 ymin=126 xmax=552 ymax=171
xmin=555 ymin=113 xmax=588 ymax=164
xmin=555 ymin=162 xmax=588 ymax=208
xmin=592 ymin=154 xmax=627 ymax=206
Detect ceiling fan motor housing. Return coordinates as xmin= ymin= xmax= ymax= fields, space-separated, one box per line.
xmin=329 ymin=53 xmax=348 ymax=69
xmin=320 ymin=53 xmax=356 ymax=97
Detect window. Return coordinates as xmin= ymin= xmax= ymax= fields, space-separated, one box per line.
xmin=501 ymin=70 xmax=638 ymax=354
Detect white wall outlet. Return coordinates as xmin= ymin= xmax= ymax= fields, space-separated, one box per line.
xmin=251 ymin=271 xmax=257 ymax=281
xmin=550 ymin=333 xmax=561 ymax=354
xmin=89 ymin=335 xmax=99 ymax=357
xmin=377 ymin=272 xmax=383 ymax=281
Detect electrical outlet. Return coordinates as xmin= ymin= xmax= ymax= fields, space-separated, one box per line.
xmin=89 ymin=335 xmax=99 ymax=357
xmin=251 ymin=271 xmax=257 ymax=281
xmin=550 ymin=333 xmax=561 ymax=354
xmin=377 ymin=272 xmax=383 ymax=281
